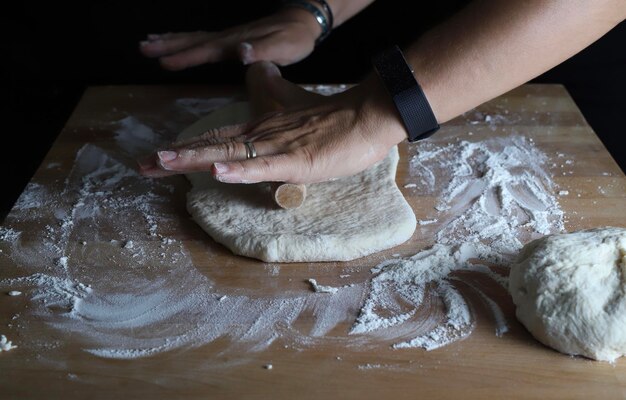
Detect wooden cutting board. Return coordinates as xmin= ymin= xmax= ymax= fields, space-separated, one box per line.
xmin=0 ymin=84 xmax=625 ymax=399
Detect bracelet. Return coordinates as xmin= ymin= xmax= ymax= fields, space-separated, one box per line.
xmin=372 ymin=45 xmax=440 ymax=143
xmin=283 ymin=0 xmax=331 ymax=45
xmin=309 ymin=0 xmax=334 ymax=32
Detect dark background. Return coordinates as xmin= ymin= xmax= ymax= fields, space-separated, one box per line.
xmin=2 ymin=1 xmax=625 ymax=219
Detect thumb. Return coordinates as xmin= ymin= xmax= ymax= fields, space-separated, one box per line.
xmin=245 ymin=60 xmax=321 ymax=114
xmin=245 ymin=61 xmax=285 ymax=117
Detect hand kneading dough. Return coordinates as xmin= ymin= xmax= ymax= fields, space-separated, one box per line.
xmin=178 ymin=102 xmax=416 ymax=262
xmin=509 ymin=227 xmax=626 ymax=361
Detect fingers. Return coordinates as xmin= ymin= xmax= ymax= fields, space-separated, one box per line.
xmin=137 ymin=153 xmax=179 ymax=177
xmin=139 ymin=19 xmax=312 ymax=70
xmin=138 ymin=166 xmax=178 ymax=178
xmin=139 ymin=31 xmax=210 ymax=58
xmin=159 ymin=42 xmax=229 ymax=71
xmin=246 ymin=61 xmax=284 ymax=117
xmin=213 ymin=154 xmax=295 ymax=184
xmin=212 ymin=152 xmax=310 ymax=184
xmin=140 ymin=151 xmax=305 ymax=182
xmin=240 ymin=32 xmax=312 ymax=66
xmin=138 ymin=123 xmax=251 ymax=177
xmin=237 ymin=42 xmax=256 ymax=65
xmin=154 ymin=140 xmax=278 ymax=173
xmin=157 ymin=37 xmax=264 ymax=68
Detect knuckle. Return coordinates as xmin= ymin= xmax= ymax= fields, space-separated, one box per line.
xmin=199 ymin=127 xmax=223 ymax=143
xmin=199 ymin=129 xmax=217 ymax=140
xmin=295 ymin=146 xmax=316 ymax=173
xmin=221 ymin=141 xmax=241 ymax=159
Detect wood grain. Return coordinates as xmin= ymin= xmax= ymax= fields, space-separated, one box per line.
xmin=0 ymin=84 xmax=625 ymax=399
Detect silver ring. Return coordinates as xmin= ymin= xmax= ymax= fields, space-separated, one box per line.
xmin=244 ymin=141 xmax=257 ymax=160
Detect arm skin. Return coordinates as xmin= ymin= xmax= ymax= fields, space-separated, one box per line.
xmin=405 ymin=0 xmax=626 ymax=124
xmin=324 ymin=0 xmax=375 ymax=27
xmin=139 ymin=0 xmax=626 ymax=184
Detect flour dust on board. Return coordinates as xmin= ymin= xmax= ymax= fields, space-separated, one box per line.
xmin=0 ymin=93 xmax=564 ymax=361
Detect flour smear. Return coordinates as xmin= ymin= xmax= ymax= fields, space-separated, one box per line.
xmin=350 ymin=135 xmax=563 ymax=349
xmin=0 ymin=95 xmax=564 ymax=361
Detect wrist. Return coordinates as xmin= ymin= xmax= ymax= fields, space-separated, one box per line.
xmin=371 ymin=45 xmax=440 ymax=142
xmin=349 ymin=74 xmax=409 ymax=147
xmin=402 ymin=47 xmax=445 ymax=123
xmin=276 ymin=6 xmax=323 ymax=44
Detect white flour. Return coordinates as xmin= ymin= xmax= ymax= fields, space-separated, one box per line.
xmin=1 ymin=335 xmax=17 ymax=352
xmin=12 ymin=182 xmax=47 ymax=210
xmin=114 ymin=116 xmax=164 ymax=156
xmin=431 ymin=137 xmax=563 ymax=259
xmin=114 ymin=97 xmax=235 ymax=157
xmin=0 ymin=96 xmax=565 ymax=360
xmin=0 ymin=227 xmax=20 ymax=242
xmin=2 ymin=274 xmax=92 ymax=317
xmin=0 ymin=106 xmax=366 ymax=359
xmin=347 ymin=135 xmax=563 ymax=350
xmin=308 ymin=279 xmax=340 ymax=294
xmin=302 ymin=84 xmax=348 ymax=96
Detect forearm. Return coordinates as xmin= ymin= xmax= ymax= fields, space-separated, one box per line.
xmin=274 ymin=0 xmax=374 ymax=54
xmin=325 ymin=0 xmax=375 ymax=27
xmin=404 ymin=0 xmax=626 ymax=123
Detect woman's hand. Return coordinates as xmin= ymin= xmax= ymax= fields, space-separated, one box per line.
xmin=139 ymin=7 xmax=324 ymax=69
xmin=137 ymin=62 xmax=407 ymax=184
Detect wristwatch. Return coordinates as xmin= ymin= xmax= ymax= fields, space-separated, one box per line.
xmin=372 ymin=45 xmax=440 ymax=143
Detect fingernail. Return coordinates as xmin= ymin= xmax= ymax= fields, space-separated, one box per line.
xmin=239 ymin=42 xmax=254 ymax=65
xmin=157 ymin=150 xmax=178 ymax=162
xmin=259 ymin=60 xmax=280 ymax=76
xmin=214 ymin=175 xmax=243 ymax=184
xmin=213 ymin=162 xmax=229 ymax=174
xmin=147 ymin=34 xmax=161 ymax=41
xmin=139 ymin=40 xmax=150 ymax=47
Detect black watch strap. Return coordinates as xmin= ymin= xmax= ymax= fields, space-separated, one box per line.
xmin=372 ymin=45 xmax=440 ymax=142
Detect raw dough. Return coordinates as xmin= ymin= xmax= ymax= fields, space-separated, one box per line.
xmin=179 ymin=102 xmax=416 ymax=262
xmin=509 ymin=227 xmax=626 ymax=361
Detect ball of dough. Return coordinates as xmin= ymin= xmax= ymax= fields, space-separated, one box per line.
xmin=509 ymin=227 xmax=626 ymax=362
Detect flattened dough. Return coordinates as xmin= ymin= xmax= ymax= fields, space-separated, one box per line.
xmin=509 ymin=227 xmax=626 ymax=362
xmin=179 ymin=102 xmax=416 ymax=262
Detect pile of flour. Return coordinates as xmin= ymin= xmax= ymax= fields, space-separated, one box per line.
xmin=0 ymin=94 xmax=565 ymax=359
xmin=346 ymin=134 xmax=564 ymax=350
